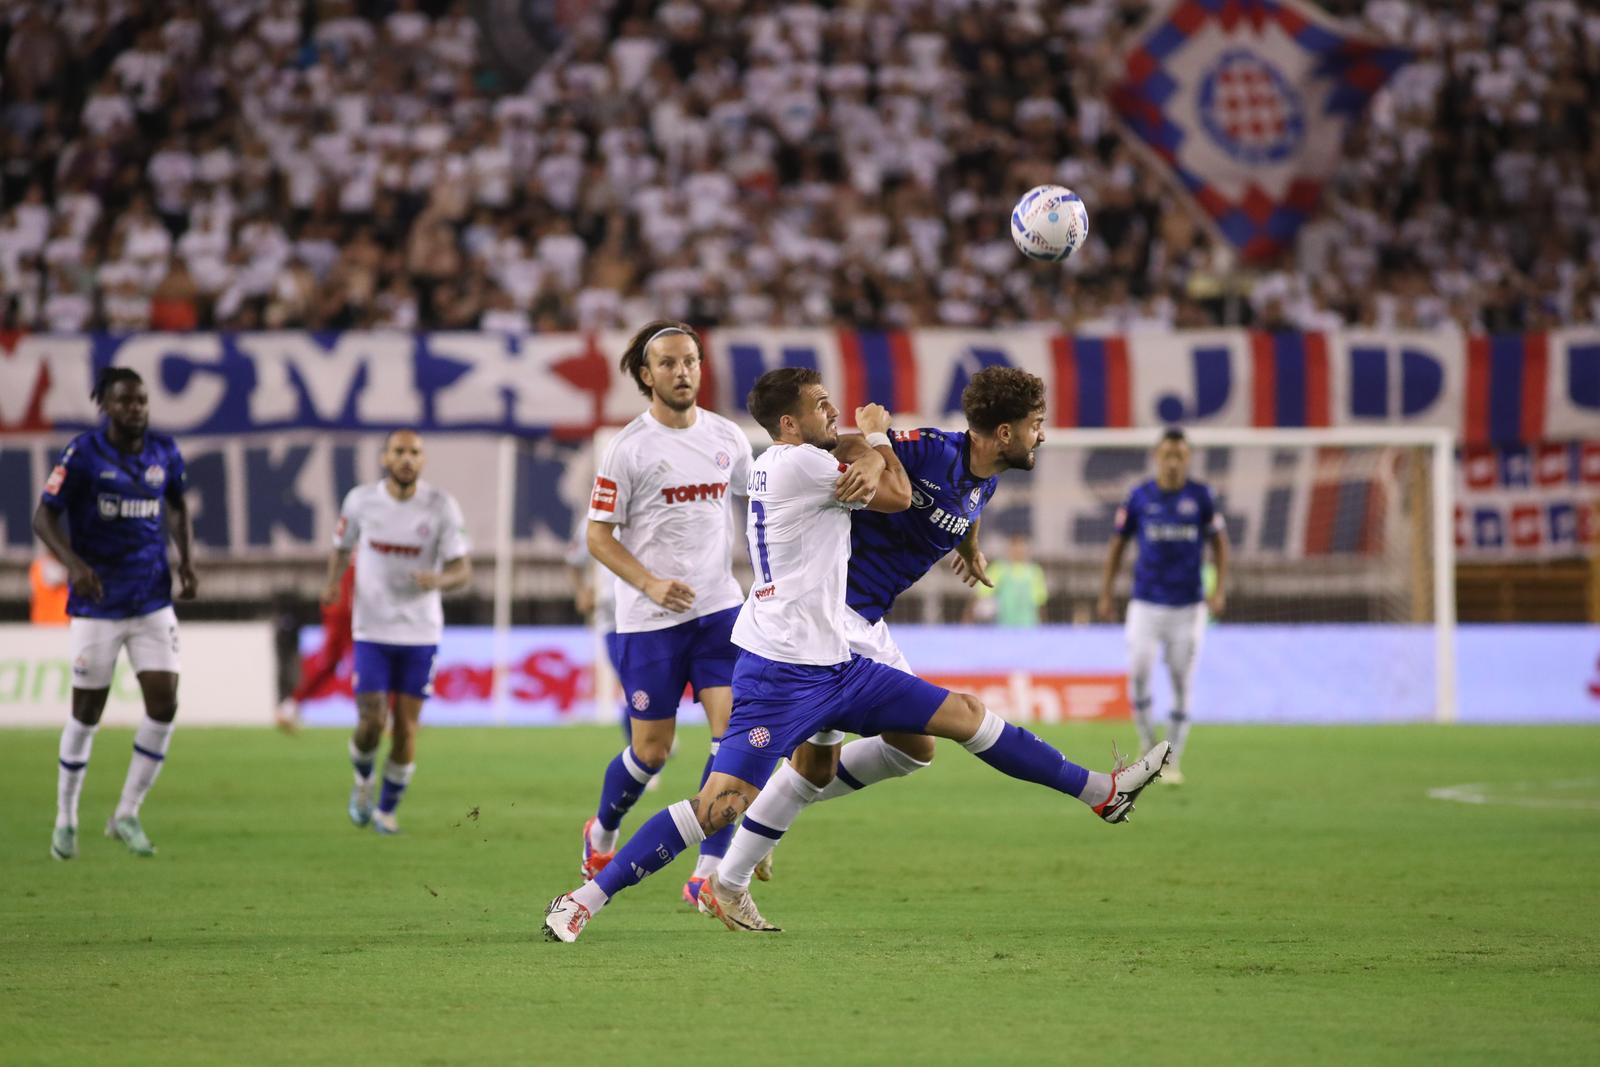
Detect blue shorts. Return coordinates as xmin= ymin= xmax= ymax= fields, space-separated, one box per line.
xmin=714 ymin=652 xmax=949 ymax=787
xmin=603 ymin=631 xmax=623 ymax=675
xmin=352 ymin=641 xmax=437 ymax=699
xmin=613 ymin=606 xmax=739 ymax=721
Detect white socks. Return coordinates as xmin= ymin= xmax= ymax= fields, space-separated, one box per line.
xmin=958 ymin=708 xmax=1007 ymax=753
xmin=717 ymin=765 xmax=821 ymax=890
xmin=816 ymin=736 xmax=930 ymax=800
xmin=1079 ymin=771 xmax=1114 ymax=808
xmin=56 ymin=719 xmax=99 ymax=829
xmin=115 ymin=716 xmax=175 ymax=821
xmin=718 ymin=737 xmax=931 ymax=890
xmin=572 ymin=879 xmax=610 ymax=914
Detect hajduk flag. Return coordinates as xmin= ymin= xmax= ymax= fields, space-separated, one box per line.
xmin=1110 ymin=0 xmax=1410 ymax=262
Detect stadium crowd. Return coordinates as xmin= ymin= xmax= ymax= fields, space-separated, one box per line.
xmin=1 ymin=0 xmax=1596 ymax=335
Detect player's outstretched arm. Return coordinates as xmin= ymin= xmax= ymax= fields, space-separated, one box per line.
xmin=586 ymin=519 xmax=695 ymax=613
xmin=951 ymin=516 xmax=994 ymax=588
xmin=1096 ymin=535 xmax=1129 ymax=622
xmin=31 ymin=502 xmax=102 ymax=602
xmin=165 ymin=488 xmax=199 ymax=600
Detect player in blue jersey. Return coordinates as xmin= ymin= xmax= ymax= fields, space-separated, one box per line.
xmin=1097 ymin=427 xmax=1229 ymax=785
xmin=542 ymin=368 xmax=1171 ymax=943
xmin=32 ymin=367 xmax=198 ymax=860
xmin=701 ymin=367 xmax=1048 ymax=926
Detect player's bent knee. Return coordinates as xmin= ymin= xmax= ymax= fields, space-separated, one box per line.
xmin=631 ymin=740 xmax=672 ymax=768
xmin=951 ymin=692 xmax=985 ymax=731
xmin=791 ymin=742 xmax=839 ymax=788
xmin=884 ymin=731 xmax=936 ymax=765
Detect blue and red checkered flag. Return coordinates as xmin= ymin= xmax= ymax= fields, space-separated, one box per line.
xmin=1110 ymin=0 xmax=1410 ymax=262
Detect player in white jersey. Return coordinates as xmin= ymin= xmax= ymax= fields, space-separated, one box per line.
xmin=578 ymin=320 xmax=756 ymax=906
xmin=544 ymin=368 xmax=1172 ymax=942
xmin=324 ymin=429 xmax=471 ymax=834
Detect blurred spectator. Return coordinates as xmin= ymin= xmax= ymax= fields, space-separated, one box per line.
xmin=969 ymin=533 xmax=1048 ymax=627
xmin=1 ymin=0 xmax=1597 ymax=331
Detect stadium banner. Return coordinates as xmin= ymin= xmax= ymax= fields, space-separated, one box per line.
xmin=1456 ymin=442 xmax=1600 ymax=560
xmin=6 ymin=429 xmax=1595 ymax=562
xmin=5 ymin=330 xmax=1600 ymax=443
xmin=284 ymin=623 xmax=1600 ymax=728
xmin=0 ymin=432 xmax=587 ymax=558
xmin=1108 ymin=0 xmax=1411 ymax=262
xmin=0 ymin=623 xmax=275 ymax=727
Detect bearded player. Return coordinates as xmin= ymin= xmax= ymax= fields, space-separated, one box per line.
xmin=544 ymin=369 xmax=1170 ymax=942
xmin=702 ymin=366 xmax=1048 ymax=928
xmin=326 ymin=429 xmax=471 ymax=833
xmin=578 ymin=321 xmax=755 ymax=905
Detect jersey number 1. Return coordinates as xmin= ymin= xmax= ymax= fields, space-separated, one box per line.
xmin=751 ymin=500 xmax=773 ymax=583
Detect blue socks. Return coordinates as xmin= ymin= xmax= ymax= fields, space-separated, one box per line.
xmin=591 ymin=800 xmax=705 ymax=899
xmin=596 ymin=746 xmax=662 ymax=833
xmin=378 ymin=759 xmax=415 ymax=814
xmin=961 ymin=711 xmax=1090 ymax=797
xmin=349 ymin=738 xmax=376 ymax=781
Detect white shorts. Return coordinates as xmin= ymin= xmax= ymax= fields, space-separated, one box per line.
xmin=1124 ymin=600 xmax=1207 ymax=660
xmin=69 ymin=606 xmax=181 ymax=689
xmin=807 ymin=608 xmax=914 ymax=747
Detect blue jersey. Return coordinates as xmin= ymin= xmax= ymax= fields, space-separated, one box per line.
xmin=39 ymin=429 xmax=188 ymax=620
xmin=1115 ymin=478 xmax=1223 ymax=607
xmin=846 ymin=428 xmax=998 ymax=623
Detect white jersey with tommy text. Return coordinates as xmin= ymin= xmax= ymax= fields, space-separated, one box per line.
xmin=588 ymin=408 xmax=753 ymax=634
xmin=335 ymin=480 xmax=470 ymax=645
xmin=731 ymin=442 xmax=866 ymax=666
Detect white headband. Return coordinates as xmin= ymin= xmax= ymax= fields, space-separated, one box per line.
xmin=646 ymin=326 xmax=690 ymax=350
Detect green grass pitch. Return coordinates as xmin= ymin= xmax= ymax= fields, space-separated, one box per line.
xmin=3 ymin=723 xmax=1597 ymax=1065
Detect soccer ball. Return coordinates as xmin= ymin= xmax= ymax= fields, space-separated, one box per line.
xmin=1010 ymin=185 xmax=1089 ymax=263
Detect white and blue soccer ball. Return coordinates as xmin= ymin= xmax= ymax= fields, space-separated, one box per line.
xmin=1010 ymin=185 xmax=1089 ymax=263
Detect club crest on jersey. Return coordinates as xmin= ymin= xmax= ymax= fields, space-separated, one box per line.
xmin=1178 ymin=497 xmax=1198 ymax=515
xmin=416 ymin=521 xmax=432 ymax=538
xmin=715 ymin=451 xmax=731 ymax=470
xmin=630 ymin=690 xmax=650 ymax=712
xmin=144 ymin=464 xmax=165 ymax=488
xmin=747 ymin=726 xmax=772 ymax=748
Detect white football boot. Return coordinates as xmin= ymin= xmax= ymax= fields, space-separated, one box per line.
xmin=1093 ymin=740 xmax=1171 ymax=823
xmin=542 ymin=894 xmax=593 ymax=943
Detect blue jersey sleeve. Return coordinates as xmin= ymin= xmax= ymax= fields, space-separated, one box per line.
xmin=888 ymin=427 xmax=944 ymax=480
xmin=1114 ymin=485 xmax=1141 ymax=539
xmin=40 ymin=438 xmax=89 ymax=512
xmin=163 ymin=439 xmax=189 ymax=503
xmin=1200 ymin=484 xmax=1224 ymax=537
